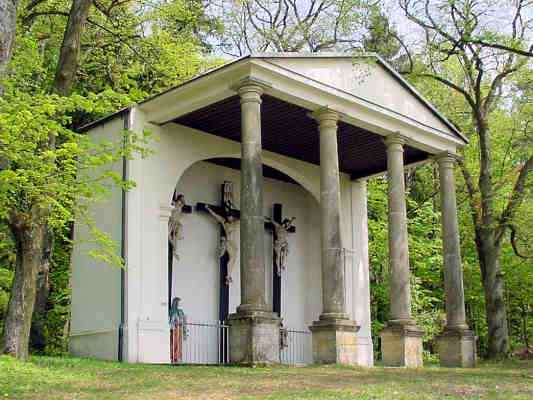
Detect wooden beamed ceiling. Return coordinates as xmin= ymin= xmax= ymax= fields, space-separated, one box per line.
xmin=173 ymin=95 xmax=428 ymax=180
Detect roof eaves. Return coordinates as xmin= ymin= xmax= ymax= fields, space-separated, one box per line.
xmin=77 ymin=55 xmax=252 ymax=131
xmin=250 ymin=52 xmax=357 ymax=59
xmin=138 ymin=54 xmax=250 ymax=107
xmin=77 ymin=52 xmax=469 ymax=146
xmin=77 ymin=106 xmax=132 ymax=133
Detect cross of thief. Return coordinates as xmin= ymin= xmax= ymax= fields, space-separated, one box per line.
xmin=265 ymin=203 xmax=296 ymax=317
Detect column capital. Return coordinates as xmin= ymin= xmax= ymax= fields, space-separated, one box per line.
xmin=435 ymin=151 xmax=460 ymax=168
xmin=309 ymin=107 xmax=340 ymax=130
xmin=384 ymin=133 xmax=408 ymax=150
xmin=233 ymin=78 xmax=270 ymax=104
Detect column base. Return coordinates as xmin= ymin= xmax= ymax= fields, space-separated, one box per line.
xmin=227 ymin=309 xmax=281 ymax=365
xmin=437 ymin=327 xmax=476 ymax=368
xmin=380 ymin=322 xmax=423 ymax=367
xmin=310 ymin=317 xmax=360 ymax=365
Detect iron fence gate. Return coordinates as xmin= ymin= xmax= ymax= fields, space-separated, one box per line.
xmin=280 ymin=328 xmax=312 ymax=366
xmin=175 ymin=322 xmax=311 ymax=365
xmin=178 ymin=321 xmax=230 ymax=365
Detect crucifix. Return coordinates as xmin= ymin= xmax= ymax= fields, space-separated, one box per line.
xmin=167 ymin=190 xmax=193 ymax=312
xmin=196 ymin=182 xmax=239 ymax=364
xmin=196 ymin=181 xmax=240 ymax=323
xmin=265 ymin=203 xmax=296 ymax=317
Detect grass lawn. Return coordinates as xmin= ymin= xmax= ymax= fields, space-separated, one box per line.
xmin=0 ymin=356 xmax=532 ymax=399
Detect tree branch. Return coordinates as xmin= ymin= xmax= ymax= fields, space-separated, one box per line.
xmin=509 ymin=224 xmax=532 ymax=259
xmin=496 ymin=155 xmax=533 ymax=245
xmin=468 ymin=40 xmax=533 ymax=58
xmin=418 ymin=73 xmax=476 ymax=109
xmin=457 ymin=156 xmax=481 ymax=229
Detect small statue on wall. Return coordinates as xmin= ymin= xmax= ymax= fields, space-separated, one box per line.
xmin=266 ymin=217 xmax=296 ymax=276
xmin=205 ymin=205 xmax=239 ymax=285
xmin=169 ymin=297 xmax=188 ymax=363
xmin=168 ymin=191 xmax=186 ymax=260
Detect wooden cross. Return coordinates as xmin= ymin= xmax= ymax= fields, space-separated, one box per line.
xmin=196 ymin=182 xmax=241 ymax=364
xmin=265 ymin=203 xmax=296 ymax=317
xmin=196 ymin=187 xmax=296 ymax=321
xmin=195 ymin=181 xmax=240 ymax=323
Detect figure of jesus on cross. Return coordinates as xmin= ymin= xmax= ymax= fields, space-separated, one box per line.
xmin=205 ymin=204 xmax=239 ymax=285
xmin=265 ymin=216 xmax=296 ymax=277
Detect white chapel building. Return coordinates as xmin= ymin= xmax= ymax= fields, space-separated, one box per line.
xmin=70 ymin=54 xmax=475 ymax=368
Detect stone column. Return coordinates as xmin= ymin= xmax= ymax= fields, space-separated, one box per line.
xmin=227 ymin=78 xmax=280 ymax=365
xmin=309 ymin=108 xmax=359 ymax=365
xmin=436 ymin=153 xmax=476 ymax=367
xmin=380 ymin=133 xmax=423 ymax=368
xmin=238 ymin=81 xmax=268 ymax=312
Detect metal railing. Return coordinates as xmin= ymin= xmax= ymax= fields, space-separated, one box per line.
xmin=175 ymin=322 xmax=312 ymax=366
xmin=280 ymin=328 xmax=312 ymax=366
xmin=178 ymin=321 xmax=230 ymax=365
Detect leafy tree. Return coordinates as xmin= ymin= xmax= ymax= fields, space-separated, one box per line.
xmin=0 ymin=84 xmax=151 ymax=359
xmin=1 ymin=0 xmax=218 ymax=359
xmin=362 ymin=8 xmax=401 ymax=62
xmin=367 ymin=175 xmax=446 ymax=359
xmin=0 ymin=225 xmax=15 ymax=336
xmin=213 ymin=0 xmax=377 ymax=55
xmin=398 ymin=0 xmax=532 ymax=358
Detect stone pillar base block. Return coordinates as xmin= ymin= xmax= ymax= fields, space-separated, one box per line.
xmin=380 ymin=323 xmax=423 ymax=367
xmin=437 ymin=328 xmax=476 ymax=368
xmin=310 ymin=319 xmax=360 ymax=365
xmin=227 ymin=310 xmax=281 ymax=365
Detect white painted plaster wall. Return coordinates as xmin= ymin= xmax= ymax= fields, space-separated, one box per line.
xmin=70 ymin=117 xmax=123 ymax=360
xmin=172 ymin=161 xmax=323 ymax=364
xmin=349 ymin=180 xmax=374 ymax=366
xmin=173 ymin=161 xmax=322 ymax=329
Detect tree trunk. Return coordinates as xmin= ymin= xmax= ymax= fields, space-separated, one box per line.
xmin=2 ymin=216 xmax=46 ymax=360
xmin=0 ymin=0 xmax=20 ymax=89
xmin=474 ymin=116 xmax=510 ymax=358
xmin=2 ymin=0 xmax=92 ymax=360
xmin=477 ymin=231 xmax=510 ymax=358
xmin=29 ymin=0 xmax=92 ymax=347
xmin=53 ymin=0 xmax=92 ymax=96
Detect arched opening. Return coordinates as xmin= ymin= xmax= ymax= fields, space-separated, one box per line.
xmin=167 ymin=157 xmax=321 ymax=364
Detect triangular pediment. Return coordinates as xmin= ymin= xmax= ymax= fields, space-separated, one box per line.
xmin=255 ymin=53 xmax=464 ymax=142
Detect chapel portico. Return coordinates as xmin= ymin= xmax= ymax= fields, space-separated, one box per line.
xmin=71 ymin=53 xmax=475 ymax=368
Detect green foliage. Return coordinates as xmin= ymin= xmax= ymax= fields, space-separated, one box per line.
xmin=367 ymin=172 xmax=446 ymax=358
xmin=362 ymin=8 xmax=401 ymax=62
xmin=0 ymin=0 xmax=220 ymax=354
xmin=25 ymin=234 xmax=73 ymax=355
xmin=0 ymin=268 xmax=13 ymax=334
xmin=0 ymin=88 xmax=147 ymax=245
xmin=405 ymin=60 xmax=533 ymax=356
xmin=217 ymin=0 xmax=375 ymax=54
xmin=0 ymin=225 xmax=14 ymax=337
